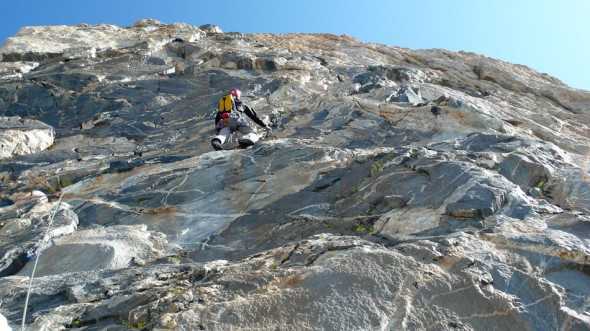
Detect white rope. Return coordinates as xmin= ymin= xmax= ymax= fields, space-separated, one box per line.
xmin=21 ymin=190 xmax=68 ymax=331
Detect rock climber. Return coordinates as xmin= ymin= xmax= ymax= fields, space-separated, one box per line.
xmin=211 ymin=88 xmax=271 ymax=150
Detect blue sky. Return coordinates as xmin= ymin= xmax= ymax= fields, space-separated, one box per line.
xmin=1 ymin=0 xmax=588 ymax=91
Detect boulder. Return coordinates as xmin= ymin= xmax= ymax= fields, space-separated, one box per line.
xmin=18 ymin=225 xmax=182 ymax=277
xmin=0 ymin=117 xmax=54 ymax=159
xmin=0 ymin=199 xmax=78 ymax=277
xmin=0 ymin=312 xmax=11 ymax=331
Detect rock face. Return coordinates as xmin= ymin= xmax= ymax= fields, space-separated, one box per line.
xmin=0 ymin=20 xmax=589 ymax=330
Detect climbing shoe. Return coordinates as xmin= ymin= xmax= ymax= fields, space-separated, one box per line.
xmin=238 ymin=137 xmax=255 ymax=148
xmin=211 ymin=139 xmax=223 ymax=151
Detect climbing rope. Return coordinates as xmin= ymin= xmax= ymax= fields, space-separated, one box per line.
xmin=13 ymin=193 xmax=61 ymax=202
xmin=21 ymin=189 xmax=70 ymax=331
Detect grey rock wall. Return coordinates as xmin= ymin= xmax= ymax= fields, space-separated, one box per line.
xmin=0 ymin=20 xmax=588 ymax=330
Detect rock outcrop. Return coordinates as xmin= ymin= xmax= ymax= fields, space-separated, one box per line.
xmin=0 ymin=20 xmax=588 ymax=330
